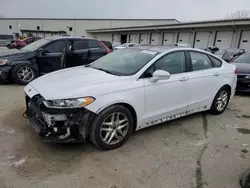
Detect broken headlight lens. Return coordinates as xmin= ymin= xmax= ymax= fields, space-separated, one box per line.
xmin=43 ymin=97 xmax=95 ymax=109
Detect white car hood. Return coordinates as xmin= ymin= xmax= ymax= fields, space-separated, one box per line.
xmin=27 ymin=67 xmax=126 ymax=100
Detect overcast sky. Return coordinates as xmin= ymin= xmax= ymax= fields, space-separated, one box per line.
xmin=0 ymin=0 xmax=249 ymax=21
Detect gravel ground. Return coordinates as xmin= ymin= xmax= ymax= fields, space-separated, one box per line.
xmin=0 ymin=84 xmax=249 ymax=188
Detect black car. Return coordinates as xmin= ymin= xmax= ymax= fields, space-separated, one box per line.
xmin=0 ymin=36 xmax=110 ymax=84
xmin=214 ymin=48 xmax=245 ymax=62
xmin=231 ymin=53 xmax=250 ymax=92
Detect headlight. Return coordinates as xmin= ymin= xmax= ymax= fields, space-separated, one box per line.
xmin=43 ymin=97 xmax=95 ymax=109
xmin=0 ymin=59 xmax=8 ymax=66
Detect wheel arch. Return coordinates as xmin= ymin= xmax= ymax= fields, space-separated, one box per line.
xmin=220 ymin=84 xmax=231 ymax=95
xmin=95 ymin=102 xmax=138 ymax=132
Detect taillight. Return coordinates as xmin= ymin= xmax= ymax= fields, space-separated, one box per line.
xmin=100 ymin=41 xmax=110 ymax=54
xmin=234 ymin=68 xmax=238 ymax=75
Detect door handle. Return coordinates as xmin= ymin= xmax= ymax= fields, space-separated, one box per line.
xmin=214 ymin=72 xmax=220 ymax=77
xmin=179 ymin=76 xmax=189 ymax=81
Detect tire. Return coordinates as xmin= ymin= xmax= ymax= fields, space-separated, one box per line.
xmin=209 ymin=86 xmax=230 ymax=115
xmin=90 ymin=105 xmax=134 ymax=150
xmin=11 ymin=63 xmax=37 ymax=85
xmin=239 ymin=169 xmax=250 ymax=188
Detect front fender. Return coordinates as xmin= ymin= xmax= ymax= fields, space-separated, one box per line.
xmin=9 ymin=60 xmax=38 ymax=75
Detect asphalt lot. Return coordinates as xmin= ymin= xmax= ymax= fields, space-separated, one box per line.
xmin=0 ymin=85 xmax=249 ymax=188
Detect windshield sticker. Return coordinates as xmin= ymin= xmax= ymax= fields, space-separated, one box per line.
xmin=141 ymin=50 xmax=157 ymax=55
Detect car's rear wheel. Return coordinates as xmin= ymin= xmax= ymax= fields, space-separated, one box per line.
xmin=209 ymin=86 xmax=230 ymax=115
xmin=12 ymin=64 xmax=37 ymax=85
xmin=90 ymin=105 xmax=134 ymax=150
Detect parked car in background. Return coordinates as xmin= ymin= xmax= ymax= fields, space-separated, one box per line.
xmin=231 ymin=53 xmax=250 ymax=92
xmin=24 ymin=46 xmax=237 ymax=150
xmin=101 ymin=41 xmax=113 ymax=52
xmin=114 ymin=43 xmax=137 ymax=50
xmin=6 ymin=36 xmax=41 ymax=49
xmin=203 ymin=46 xmax=219 ymax=54
xmin=0 ymin=36 xmax=110 ymax=84
xmin=173 ymin=43 xmax=191 ymax=47
xmin=214 ymin=48 xmax=245 ymax=62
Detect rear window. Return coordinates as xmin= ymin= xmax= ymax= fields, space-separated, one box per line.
xmin=89 ymin=40 xmax=101 ymax=48
xmin=234 ymin=53 xmax=250 ymax=64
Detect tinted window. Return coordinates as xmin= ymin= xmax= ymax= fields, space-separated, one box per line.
xmin=44 ymin=40 xmax=67 ymax=53
xmin=89 ymin=40 xmax=101 ymax=48
xmin=190 ymin=52 xmax=213 ymax=71
xmin=210 ymin=56 xmax=222 ymax=67
xmin=153 ymin=51 xmax=186 ymax=74
xmin=90 ymin=49 xmax=159 ymax=76
xmin=234 ymin=53 xmax=250 ymax=63
xmin=72 ymin=40 xmax=88 ymax=50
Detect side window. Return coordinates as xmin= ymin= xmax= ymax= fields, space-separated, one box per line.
xmin=44 ymin=40 xmax=67 ymax=53
xmin=190 ymin=52 xmax=213 ymax=71
xmin=72 ymin=40 xmax=89 ymax=50
xmin=153 ymin=51 xmax=186 ymax=74
xmin=209 ymin=56 xmax=222 ymax=67
xmin=88 ymin=40 xmax=101 ymax=48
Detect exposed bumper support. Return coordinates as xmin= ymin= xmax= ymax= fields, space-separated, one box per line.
xmin=25 ymin=95 xmax=96 ymax=143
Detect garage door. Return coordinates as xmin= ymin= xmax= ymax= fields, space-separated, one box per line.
xmin=140 ymin=33 xmax=149 ymax=44
xmin=150 ymin=33 xmax=160 ymax=45
xmin=215 ymin=31 xmax=233 ymax=49
xmin=96 ymin=33 xmax=112 ymax=41
xmin=163 ymin=33 xmax=174 ymax=45
xmin=129 ymin=33 xmax=138 ymax=43
xmin=178 ymin=32 xmax=192 ymax=45
xmin=112 ymin=34 xmax=121 ymax=44
xmin=194 ymin=32 xmax=210 ymax=48
xmin=239 ymin=31 xmax=250 ymax=52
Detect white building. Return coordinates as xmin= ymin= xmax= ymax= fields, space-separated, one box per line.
xmin=1 ymin=18 xmax=250 ymax=51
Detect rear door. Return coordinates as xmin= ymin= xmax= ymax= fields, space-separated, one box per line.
xmin=88 ymin=39 xmax=108 ymax=62
xmin=36 ymin=39 xmax=67 ymax=74
xmin=66 ymin=39 xmax=90 ymax=68
xmin=186 ymin=51 xmax=221 ymax=111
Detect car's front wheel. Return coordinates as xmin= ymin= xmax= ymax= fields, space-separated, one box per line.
xmin=12 ymin=64 xmax=37 ymax=85
xmin=90 ymin=105 xmax=134 ymax=150
xmin=209 ymin=86 xmax=230 ymax=115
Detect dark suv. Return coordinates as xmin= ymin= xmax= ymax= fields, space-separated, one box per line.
xmin=0 ymin=36 xmax=110 ymax=84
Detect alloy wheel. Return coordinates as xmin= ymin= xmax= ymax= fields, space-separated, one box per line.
xmin=100 ymin=112 xmax=129 ymax=145
xmin=216 ymin=90 xmax=228 ymax=112
xmin=17 ymin=66 xmax=34 ymax=83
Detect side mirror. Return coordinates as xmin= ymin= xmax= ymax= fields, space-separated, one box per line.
xmin=150 ymin=70 xmax=171 ymax=82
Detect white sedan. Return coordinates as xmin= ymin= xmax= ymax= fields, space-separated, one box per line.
xmin=24 ymin=46 xmax=237 ymax=150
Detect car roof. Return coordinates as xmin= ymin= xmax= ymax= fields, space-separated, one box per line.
xmin=130 ymin=45 xmax=187 ymax=52
xmin=45 ymin=36 xmax=95 ymax=40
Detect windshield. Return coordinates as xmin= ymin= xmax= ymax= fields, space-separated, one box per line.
xmin=21 ymin=38 xmax=51 ymax=51
xmin=90 ymin=49 xmax=159 ymax=76
xmin=234 ymin=53 xmax=250 ymax=63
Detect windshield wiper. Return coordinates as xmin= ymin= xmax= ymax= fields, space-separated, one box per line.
xmin=92 ymin=67 xmax=123 ymax=76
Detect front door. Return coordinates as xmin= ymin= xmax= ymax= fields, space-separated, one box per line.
xmin=143 ymin=51 xmax=190 ymax=125
xmin=186 ymin=51 xmax=221 ymax=111
xmin=36 ymin=39 xmax=67 ymax=75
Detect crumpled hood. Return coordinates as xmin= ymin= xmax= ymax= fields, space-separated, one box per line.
xmin=0 ymin=49 xmax=27 ymax=59
xmin=232 ymin=63 xmax=250 ymax=74
xmin=28 ymin=66 xmax=128 ymax=100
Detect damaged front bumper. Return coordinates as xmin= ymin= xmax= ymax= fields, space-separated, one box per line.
xmin=0 ymin=66 xmax=12 ymax=83
xmin=24 ymin=94 xmax=96 ymax=143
